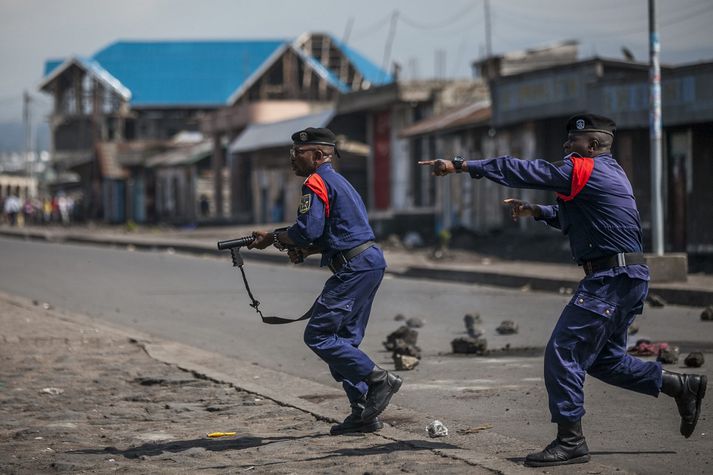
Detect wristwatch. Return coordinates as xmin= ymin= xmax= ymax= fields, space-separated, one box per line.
xmin=452 ymin=156 xmax=465 ymax=173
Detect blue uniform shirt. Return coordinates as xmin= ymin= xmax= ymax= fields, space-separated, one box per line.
xmin=287 ymin=162 xmax=385 ymax=270
xmin=466 ymin=153 xmax=648 ymax=280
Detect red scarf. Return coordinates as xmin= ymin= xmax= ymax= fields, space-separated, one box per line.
xmin=556 ymin=156 xmax=594 ymax=201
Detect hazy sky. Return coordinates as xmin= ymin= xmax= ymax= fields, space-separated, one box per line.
xmin=1 ymin=0 xmax=711 ymax=125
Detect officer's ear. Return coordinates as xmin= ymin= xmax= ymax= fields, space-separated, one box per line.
xmin=590 ymin=138 xmax=600 ymax=151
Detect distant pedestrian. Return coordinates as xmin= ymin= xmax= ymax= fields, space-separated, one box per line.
xmin=248 ymin=127 xmax=402 ymax=435
xmin=420 ymin=113 xmax=706 ymax=467
xmin=3 ymin=194 xmax=21 ymax=226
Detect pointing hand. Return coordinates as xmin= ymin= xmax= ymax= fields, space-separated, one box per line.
xmin=418 ymin=159 xmax=454 ymax=176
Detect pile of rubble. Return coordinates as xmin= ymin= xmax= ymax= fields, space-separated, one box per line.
xmin=450 ymin=313 xmax=521 ymax=356
xmin=384 ymin=315 xmax=424 ymax=371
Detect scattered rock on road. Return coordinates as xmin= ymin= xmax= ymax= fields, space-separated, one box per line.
xmin=684 ymin=352 xmax=705 ymax=368
xmin=496 ymin=320 xmax=519 ymax=335
xmin=701 ymin=306 xmax=713 ymax=321
xmin=383 ymin=326 xmax=418 ymax=351
xmin=451 ymin=337 xmax=487 ymax=355
xmin=657 ymin=345 xmax=680 ymax=364
xmin=393 ymin=354 xmax=420 ymax=371
xmin=406 ymin=317 xmax=424 ymax=328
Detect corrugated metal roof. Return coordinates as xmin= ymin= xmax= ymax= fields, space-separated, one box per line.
xmin=146 ymin=141 xmax=213 ymax=168
xmin=40 ymin=57 xmax=132 ymax=100
xmin=91 ymin=40 xmax=286 ymax=107
xmin=400 ymin=101 xmax=491 ymax=137
xmin=332 ymin=38 xmax=393 ymax=86
xmin=229 ymin=109 xmax=334 ymax=154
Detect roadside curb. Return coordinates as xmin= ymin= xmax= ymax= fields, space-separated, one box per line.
xmin=2 ymin=227 xmax=711 ymax=307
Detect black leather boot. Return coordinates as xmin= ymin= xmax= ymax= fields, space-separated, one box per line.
xmin=361 ymin=366 xmax=403 ymax=421
xmin=524 ymin=420 xmax=590 ymax=467
xmin=330 ymin=399 xmax=383 ymax=435
xmin=660 ymin=369 xmax=707 ymax=438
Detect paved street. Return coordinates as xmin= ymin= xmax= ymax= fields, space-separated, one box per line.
xmin=1 ymin=236 xmax=711 ymax=474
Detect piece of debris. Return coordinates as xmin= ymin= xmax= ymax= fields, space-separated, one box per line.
xmin=392 ymin=340 xmax=422 ymax=359
xmin=627 ymin=322 xmax=639 ymax=335
xmin=451 ymin=337 xmax=488 ymax=355
xmin=394 ymin=314 xmax=405 ymax=321
xmin=406 ymin=317 xmax=424 ymax=328
xmin=657 ymin=345 xmax=680 ymax=364
xmin=628 ymin=339 xmax=668 ymax=356
xmin=464 ymin=313 xmax=482 ymax=328
xmin=458 ymin=424 xmax=494 ymax=434
xmin=40 ymin=387 xmax=64 ymax=396
xmin=684 ymin=352 xmax=705 ymax=368
xmin=393 ymin=354 xmax=420 ymax=371
xmin=42 ymin=302 xmax=52 ymax=310
xmin=426 ymin=420 xmax=449 ymax=438
xmin=467 ymin=327 xmax=483 ymax=339
xmin=496 ymin=320 xmax=519 ymax=335
xmin=383 ymin=326 xmax=418 ymax=351
xmin=207 ymin=432 xmax=236 ymax=438
xmin=701 ymin=306 xmax=713 ymax=321
xmin=646 ymin=293 xmax=666 ymax=308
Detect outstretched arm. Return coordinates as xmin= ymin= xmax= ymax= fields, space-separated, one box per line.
xmin=503 ymin=198 xmax=561 ymax=229
xmin=420 ymin=156 xmax=573 ymax=194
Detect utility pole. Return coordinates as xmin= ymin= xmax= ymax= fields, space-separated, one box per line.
xmin=484 ymin=0 xmax=492 ymax=58
xmin=381 ymin=10 xmax=399 ymax=82
xmin=23 ymin=91 xmax=34 ymax=184
xmin=649 ymin=0 xmax=664 ymax=255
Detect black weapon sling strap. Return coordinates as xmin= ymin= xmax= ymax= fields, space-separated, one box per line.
xmin=230 ymin=247 xmax=314 ymax=325
xmin=231 ymin=241 xmax=375 ymax=325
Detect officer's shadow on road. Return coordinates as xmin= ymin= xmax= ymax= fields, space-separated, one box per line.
xmin=244 ymin=440 xmax=462 ymax=470
xmin=68 ymin=433 xmax=328 ymax=459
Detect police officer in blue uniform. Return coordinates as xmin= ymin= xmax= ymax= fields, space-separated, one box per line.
xmin=249 ymin=127 xmax=403 ymax=435
xmin=420 ymin=114 xmax=707 ymax=467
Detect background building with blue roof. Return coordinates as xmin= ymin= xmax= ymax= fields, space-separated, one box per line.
xmin=38 ymin=32 xmax=392 ymax=223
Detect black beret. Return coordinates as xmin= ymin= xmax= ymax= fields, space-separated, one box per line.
xmin=566 ymin=113 xmax=616 ymax=137
xmin=292 ymin=127 xmax=337 ymax=146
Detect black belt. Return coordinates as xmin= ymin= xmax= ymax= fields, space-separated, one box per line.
xmin=328 ymin=241 xmax=376 ymax=273
xmin=581 ymin=252 xmax=646 ymax=276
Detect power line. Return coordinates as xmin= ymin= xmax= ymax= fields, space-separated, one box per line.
xmin=351 ymin=13 xmax=392 ymax=39
xmin=398 ymin=1 xmax=478 ymax=30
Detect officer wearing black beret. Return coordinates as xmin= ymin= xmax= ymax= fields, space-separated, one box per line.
xmin=420 ymin=113 xmax=706 ymax=467
xmin=249 ymin=127 xmax=402 ymax=435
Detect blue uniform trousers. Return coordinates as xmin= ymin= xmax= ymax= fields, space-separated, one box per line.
xmin=545 ymin=271 xmax=663 ymax=423
xmin=304 ymin=267 xmax=383 ymax=403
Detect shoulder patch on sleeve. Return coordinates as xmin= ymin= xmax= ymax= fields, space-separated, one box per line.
xmin=298 ymin=194 xmax=312 ymax=214
xmin=304 ymin=173 xmax=330 ymax=217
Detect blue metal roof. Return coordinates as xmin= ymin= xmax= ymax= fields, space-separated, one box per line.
xmin=91 ymin=40 xmax=286 ymax=107
xmin=44 ymin=59 xmax=64 ymax=77
xmin=332 ymin=38 xmax=393 ymax=86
